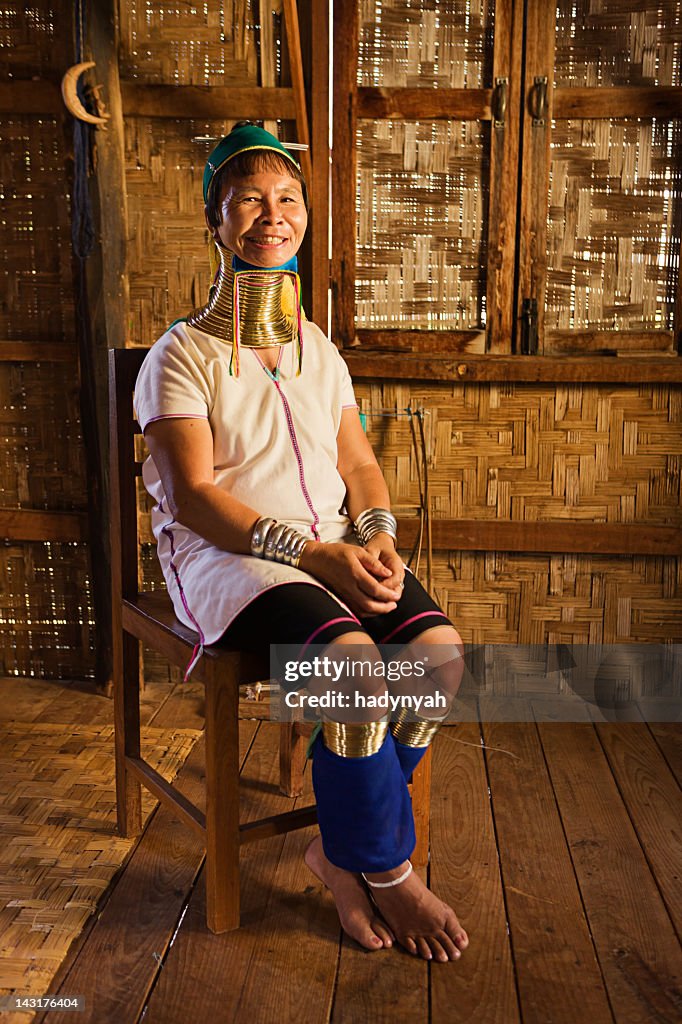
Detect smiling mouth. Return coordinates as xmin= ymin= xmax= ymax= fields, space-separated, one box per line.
xmin=246 ymin=236 xmax=288 ymax=247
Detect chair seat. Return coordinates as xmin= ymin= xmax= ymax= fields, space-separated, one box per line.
xmin=123 ymin=592 xmax=270 ymax=685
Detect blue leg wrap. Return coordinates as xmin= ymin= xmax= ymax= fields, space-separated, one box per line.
xmin=392 ymin=737 xmax=429 ymax=782
xmin=310 ymin=731 xmax=416 ymax=873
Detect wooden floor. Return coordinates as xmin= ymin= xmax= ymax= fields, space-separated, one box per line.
xmin=1 ymin=674 xmax=680 ymax=1024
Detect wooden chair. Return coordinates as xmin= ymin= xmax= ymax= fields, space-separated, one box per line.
xmin=109 ymin=345 xmax=432 ymax=934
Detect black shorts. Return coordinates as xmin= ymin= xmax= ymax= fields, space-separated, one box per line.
xmin=216 ymin=570 xmax=452 ymax=655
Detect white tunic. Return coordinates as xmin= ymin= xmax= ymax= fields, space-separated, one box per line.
xmin=133 ymin=319 xmax=360 ymax=647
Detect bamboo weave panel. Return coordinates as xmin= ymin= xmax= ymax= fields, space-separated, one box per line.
xmin=546 ymin=117 xmax=682 ymax=335
xmin=358 ymin=377 xmax=681 ymax=643
xmin=118 ymin=0 xmax=258 ymax=85
xmin=125 ymin=117 xmax=233 ymax=344
xmin=0 ymin=2 xmax=72 ymax=81
xmin=0 ymin=117 xmax=74 ymax=343
xmin=555 ymin=0 xmax=682 ymax=88
xmin=433 ymin=551 xmax=681 ymax=645
xmin=358 ymin=0 xmax=494 ymax=88
xmin=356 ymin=119 xmax=488 ymax=330
xmin=357 ymin=381 xmax=682 ymax=526
xmin=0 ymin=364 xmax=87 ymax=510
xmin=0 ymin=543 xmax=94 ymax=679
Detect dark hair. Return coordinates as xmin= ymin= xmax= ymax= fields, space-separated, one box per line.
xmin=205 ymin=149 xmax=308 ymax=228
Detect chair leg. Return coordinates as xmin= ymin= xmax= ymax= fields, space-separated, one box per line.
xmin=279 ymin=722 xmax=306 ymax=797
xmin=204 ymin=661 xmax=241 ymax=933
xmin=114 ymin=629 xmax=143 ymax=838
xmin=410 ymin=745 xmax=432 ymax=869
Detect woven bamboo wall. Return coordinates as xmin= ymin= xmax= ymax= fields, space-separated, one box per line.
xmin=355 ymin=379 xmax=682 ymax=643
xmin=356 ymin=119 xmax=489 ymax=331
xmin=0 ymin=2 xmax=95 ymax=678
xmin=358 ymin=0 xmax=493 ymax=88
xmin=555 ymin=0 xmax=681 ymax=88
xmin=356 ymin=1 xmax=493 ymax=330
xmin=119 ymin=0 xmax=291 ymax=346
xmin=548 ymin=0 xmax=682 ymax=336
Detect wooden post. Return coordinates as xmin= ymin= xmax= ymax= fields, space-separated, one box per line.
xmin=299 ymin=0 xmax=330 ymax=330
xmin=331 ymin=0 xmax=358 ymax=348
xmin=75 ymin=0 xmax=131 ymax=691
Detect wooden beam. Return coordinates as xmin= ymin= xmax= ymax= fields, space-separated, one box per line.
xmin=119 ymin=83 xmax=296 ymax=120
xmin=357 ymin=87 xmax=492 ymax=120
xmin=0 ymin=80 xmax=63 ymax=115
xmin=342 ymin=351 xmax=682 ymax=383
xmin=355 ymin=329 xmax=486 ymax=353
xmin=545 ymin=330 xmax=675 ymax=355
xmin=0 ymin=341 xmax=78 ymax=362
xmin=0 ymin=508 xmax=87 ymax=543
xmin=395 ymin=519 xmax=682 ymax=557
xmin=554 ymin=86 xmax=682 ymax=120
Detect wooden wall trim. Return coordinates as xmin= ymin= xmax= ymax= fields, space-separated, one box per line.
xmin=554 ymin=86 xmax=682 ymax=120
xmin=0 ymin=81 xmax=297 ymax=121
xmin=396 ymin=519 xmax=682 ymax=557
xmin=357 ymin=87 xmax=492 ymax=120
xmin=344 ymin=351 xmax=682 ymax=383
xmin=0 ymin=342 xmax=78 ymax=362
xmin=120 ymin=83 xmax=296 ymax=120
xmin=0 ymin=509 xmax=87 ymax=543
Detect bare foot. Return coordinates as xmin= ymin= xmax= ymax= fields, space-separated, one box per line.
xmin=363 ymin=862 xmax=469 ymax=963
xmin=304 ymin=835 xmax=395 ymax=951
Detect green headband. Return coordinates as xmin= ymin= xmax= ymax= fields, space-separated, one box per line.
xmin=203 ymin=124 xmax=302 ymax=204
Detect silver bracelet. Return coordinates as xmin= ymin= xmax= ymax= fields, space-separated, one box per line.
xmin=250 ymin=516 xmax=277 ymax=557
xmin=250 ymin=516 xmax=308 ymax=568
xmin=354 ymin=507 xmax=398 ymax=546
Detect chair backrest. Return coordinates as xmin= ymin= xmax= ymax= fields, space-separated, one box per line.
xmin=109 ymin=347 xmax=150 ymax=605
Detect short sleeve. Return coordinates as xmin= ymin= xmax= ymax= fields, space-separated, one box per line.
xmin=133 ymin=329 xmax=211 ymax=432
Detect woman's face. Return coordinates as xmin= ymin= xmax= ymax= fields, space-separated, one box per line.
xmin=210 ymin=167 xmax=308 ymax=268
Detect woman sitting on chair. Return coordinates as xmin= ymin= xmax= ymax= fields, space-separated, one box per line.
xmin=133 ymin=122 xmax=469 ymax=963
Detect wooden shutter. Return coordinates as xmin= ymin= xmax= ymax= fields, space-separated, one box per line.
xmin=332 ymin=0 xmax=522 ymax=356
xmin=518 ymin=0 xmax=682 ymax=358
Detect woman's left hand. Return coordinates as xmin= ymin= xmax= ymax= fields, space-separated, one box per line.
xmin=364 ymin=533 xmax=405 ymax=596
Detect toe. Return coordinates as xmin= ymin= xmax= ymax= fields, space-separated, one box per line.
xmin=435 ymin=930 xmax=461 ymax=961
xmin=416 ymin=937 xmax=433 ymax=961
xmin=425 ymin=936 xmax=449 ymax=963
xmin=359 ymin=927 xmax=384 ymax=950
xmin=445 ymin=912 xmax=468 ymax=949
xmin=370 ymin=918 xmax=394 ymax=948
xmin=403 ymin=935 xmax=419 ymax=956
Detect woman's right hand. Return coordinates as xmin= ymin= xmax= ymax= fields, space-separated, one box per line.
xmin=298 ymin=541 xmax=402 ymax=617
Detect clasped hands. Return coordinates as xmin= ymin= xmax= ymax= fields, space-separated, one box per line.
xmin=299 ymin=532 xmax=404 ymax=618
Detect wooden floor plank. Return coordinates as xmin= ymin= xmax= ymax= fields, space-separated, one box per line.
xmin=594 ymin=720 xmax=682 ymax=940
xmin=141 ymin=724 xmax=311 ymax=1024
xmin=430 ymin=724 xmax=519 ymax=1024
xmin=646 ymin=723 xmax=682 ymax=789
xmin=0 ymin=677 xmax=71 ymax=723
xmin=36 ymin=719 xmax=258 ymax=1024
xmin=332 ymin=871 xmax=428 ymax=1024
xmin=537 ymin=714 xmax=682 ymax=1023
xmin=481 ymin=701 xmax=614 ymax=1024
xmin=232 ymin=762 xmax=338 ymax=1024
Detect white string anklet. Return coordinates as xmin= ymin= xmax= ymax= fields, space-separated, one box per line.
xmin=362 ymin=860 xmax=413 ymax=888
